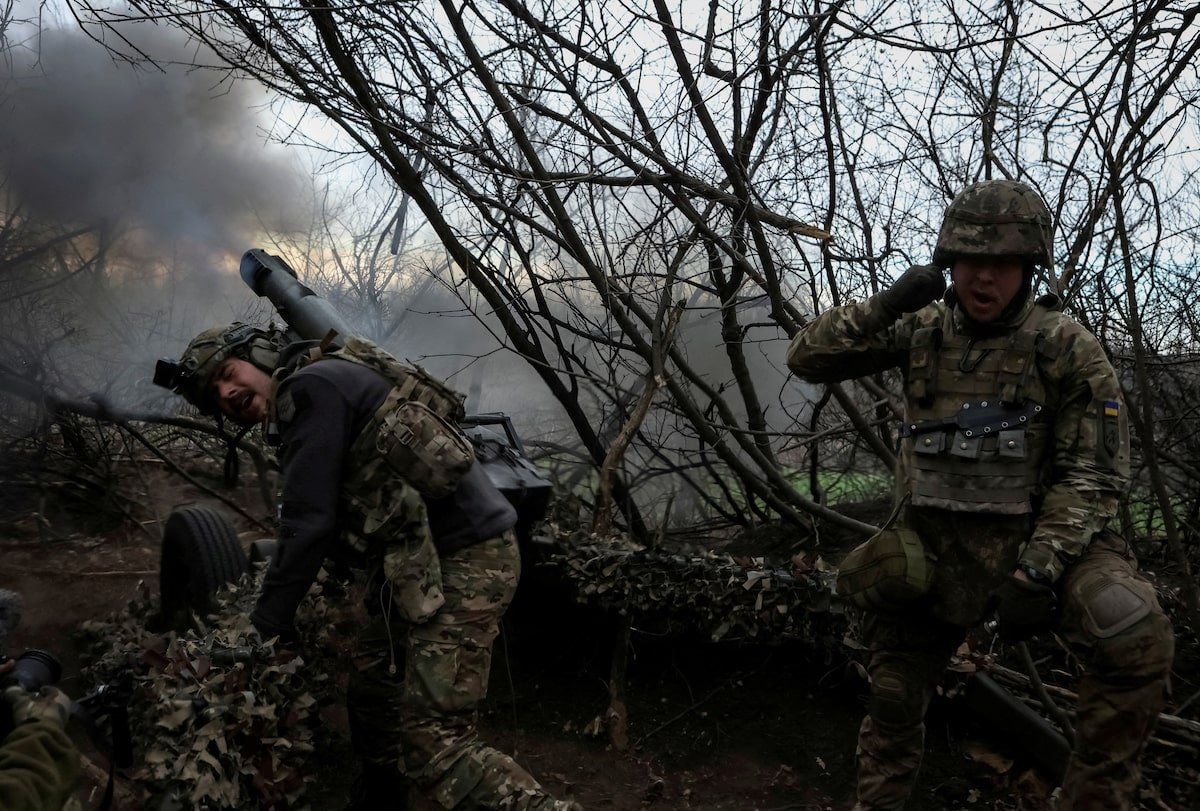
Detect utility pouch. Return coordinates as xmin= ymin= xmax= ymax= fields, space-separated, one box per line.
xmin=382 ymin=532 xmax=446 ymax=624
xmin=373 ymin=389 xmax=475 ymax=499
xmin=836 ymin=519 xmax=933 ymax=611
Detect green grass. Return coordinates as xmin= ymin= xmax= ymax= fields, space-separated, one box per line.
xmin=783 ymin=468 xmax=892 ymax=504
xmin=1126 ymin=493 xmax=1175 ymax=537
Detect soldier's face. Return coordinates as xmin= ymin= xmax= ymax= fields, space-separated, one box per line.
xmin=952 ymin=257 xmax=1024 ymax=323
xmin=212 ymin=358 xmax=272 ymax=424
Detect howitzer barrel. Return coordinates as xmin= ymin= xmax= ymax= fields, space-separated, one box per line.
xmin=239 ymin=249 xmax=356 ymax=341
xmin=237 ymin=248 xmax=554 ymax=537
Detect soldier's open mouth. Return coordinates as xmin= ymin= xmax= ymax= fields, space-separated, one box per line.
xmin=240 ymin=392 xmax=253 ymax=415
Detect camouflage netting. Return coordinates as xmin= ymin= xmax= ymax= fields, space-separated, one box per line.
xmin=77 ymin=570 xmax=356 ymax=809
xmin=542 ymin=526 xmax=844 ymax=646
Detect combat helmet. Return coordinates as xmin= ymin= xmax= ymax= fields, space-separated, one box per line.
xmin=154 ymin=322 xmax=285 ymax=413
xmin=933 ymin=180 xmax=1054 ymax=269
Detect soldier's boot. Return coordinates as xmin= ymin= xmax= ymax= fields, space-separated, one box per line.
xmin=346 ymin=762 xmax=413 ymax=811
xmin=1058 ymin=608 xmax=1174 ymax=810
xmin=413 ymin=740 xmax=576 ymax=810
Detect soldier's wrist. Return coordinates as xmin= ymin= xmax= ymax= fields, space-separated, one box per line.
xmin=865 ymin=293 xmax=902 ymax=331
xmin=1017 ymin=547 xmax=1061 ymax=583
xmin=1015 ymin=564 xmax=1050 ymax=584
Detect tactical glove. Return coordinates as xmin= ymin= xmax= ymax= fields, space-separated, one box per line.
xmin=2 ymin=684 xmax=72 ymax=728
xmin=992 ymin=574 xmax=1057 ymax=642
xmin=877 ymin=264 xmax=947 ymax=316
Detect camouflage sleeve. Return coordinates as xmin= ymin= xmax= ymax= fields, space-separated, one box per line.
xmin=0 ymin=719 xmax=80 ymax=811
xmin=786 ymin=294 xmax=911 ymax=383
xmin=1021 ymin=328 xmax=1130 ymax=581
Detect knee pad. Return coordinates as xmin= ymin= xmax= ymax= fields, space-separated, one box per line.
xmin=870 ymin=668 xmax=922 ymax=728
xmin=1081 ymin=579 xmax=1152 ymax=640
xmin=1084 ymin=586 xmax=1175 ymax=680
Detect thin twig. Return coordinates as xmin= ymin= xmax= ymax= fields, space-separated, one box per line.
xmin=119 ymin=422 xmax=271 ymax=531
xmin=1017 ymin=641 xmax=1076 ymax=744
xmin=7 ymin=567 xmax=155 ymax=577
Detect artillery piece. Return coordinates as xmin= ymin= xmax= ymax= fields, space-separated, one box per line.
xmin=158 ymin=249 xmax=551 ymax=626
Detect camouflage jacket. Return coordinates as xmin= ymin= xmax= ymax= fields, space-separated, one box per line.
xmin=0 ymin=719 xmax=79 ymax=811
xmin=786 ymin=289 xmax=1130 ymax=582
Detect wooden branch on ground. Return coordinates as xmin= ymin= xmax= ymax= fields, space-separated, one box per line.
xmin=988 ymin=662 xmax=1200 ymax=744
xmin=1017 ymin=642 xmax=1075 ymax=744
xmin=8 ymin=567 xmax=156 ymax=577
xmin=119 ymin=421 xmax=271 ymax=531
xmin=0 ymin=369 xmax=273 ymax=530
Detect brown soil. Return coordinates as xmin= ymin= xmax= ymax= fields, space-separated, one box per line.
xmin=3 ymin=489 xmax=1190 ymax=810
xmin=3 ymin=524 xmax=1013 ymax=811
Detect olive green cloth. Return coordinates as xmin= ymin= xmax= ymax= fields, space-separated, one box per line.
xmin=0 ymin=719 xmax=80 ymax=811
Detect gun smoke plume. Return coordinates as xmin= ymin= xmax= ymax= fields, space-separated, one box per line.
xmin=0 ymin=21 xmax=312 ymax=409
xmin=0 ymin=24 xmax=304 ymax=250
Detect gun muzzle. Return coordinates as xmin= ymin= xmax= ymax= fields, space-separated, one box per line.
xmin=239 ymin=249 xmax=357 ymax=341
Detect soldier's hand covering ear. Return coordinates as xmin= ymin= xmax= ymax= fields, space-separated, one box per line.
xmin=991 ymin=575 xmax=1057 ymax=642
xmin=2 ymin=685 xmax=71 ymax=728
xmin=878 ymin=265 xmax=947 ymax=315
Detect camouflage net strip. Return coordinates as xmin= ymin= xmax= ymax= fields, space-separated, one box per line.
xmin=541 ymin=528 xmax=844 ymax=646
xmin=77 ymin=571 xmax=356 ymax=809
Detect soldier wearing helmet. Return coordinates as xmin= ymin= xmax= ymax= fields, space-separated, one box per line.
xmin=157 ymin=322 xmax=579 ymax=810
xmin=156 ymin=322 xmax=285 ymax=417
xmin=787 ymin=180 xmax=1174 ymax=809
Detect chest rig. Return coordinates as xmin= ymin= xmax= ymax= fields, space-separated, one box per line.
xmin=901 ymin=300 xmax=1058 ymax=514
xmin=267 ymin=334 xmax=474 ymax=555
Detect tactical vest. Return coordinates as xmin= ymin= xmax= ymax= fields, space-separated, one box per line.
xmin=269 ymin=335 xmax=476 ymax=554
xmin=901 ymin=301 xmax=1058 ymax=514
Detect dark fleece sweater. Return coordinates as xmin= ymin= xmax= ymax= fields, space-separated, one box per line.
xmin=250 ymin=357 xmax=516 ymax=640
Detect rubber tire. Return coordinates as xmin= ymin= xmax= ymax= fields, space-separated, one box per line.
xmin=159 ymin=505 xmax=248 ymax=628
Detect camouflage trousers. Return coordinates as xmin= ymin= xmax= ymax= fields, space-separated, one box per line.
xmin=854 ymin=511 xmax=1174 ymax=810
xmin=346 ymin=531 xmax=574 ymax=810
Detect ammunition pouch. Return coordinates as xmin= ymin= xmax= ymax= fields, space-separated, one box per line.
xmin=836 ymin=526 xmax=934 ymax=611
xmin=281 ymin=334 xmax=477 ymax=500
xmin=372 ymin=390 xmax=475 ymax=500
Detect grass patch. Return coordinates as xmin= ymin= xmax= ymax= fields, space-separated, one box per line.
xmin=784 ymin=468 xmax=892 ymax=504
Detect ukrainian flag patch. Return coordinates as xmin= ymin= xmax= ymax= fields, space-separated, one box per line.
xmin=1104 ymin=400 xmax=1120 ymax=417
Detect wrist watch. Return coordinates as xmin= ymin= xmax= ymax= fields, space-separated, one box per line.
xmin=1018 ymin=564 xmax=1050 ymax=584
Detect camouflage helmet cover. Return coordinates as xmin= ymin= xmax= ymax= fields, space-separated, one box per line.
xmin=933 ymin=180 xmax=1054 ymax=269
xmin=170 ymin=322 xmax=282 ymax=412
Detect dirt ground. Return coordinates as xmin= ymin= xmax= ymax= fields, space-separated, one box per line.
xmin=3 ymin=519 xmax=1054 ymax=811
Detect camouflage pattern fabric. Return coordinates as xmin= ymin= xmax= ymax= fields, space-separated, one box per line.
xmin=344 ymin=585 xmax=409 ymax=777
xmin=386 ymin=530 xmax=575 ymax=810
xmin=172 ymin=322 xmax=283 ymax=412
xmin=282 ymin=335 xmax=475 ymax=500
xmin=932 ymin=180 xmax=1054 ymax=268
xmin=788 ymin=284 xmax=1173 ymax=808
xmin=1054 ymin=533 xmax=1174 ymax=810
xmin=852 ymin=528 xmax=1173 ymax=810
xmin=787 ymin=291 xmax=1130 ymax=581
xmin=0 ymin=718 xmax=80 ymax=811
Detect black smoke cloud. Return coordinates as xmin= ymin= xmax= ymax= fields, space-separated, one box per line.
xmin=0 ymin=25 xmax=305 ymax=251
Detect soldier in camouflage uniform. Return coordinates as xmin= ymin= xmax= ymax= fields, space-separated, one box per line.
xmin=787 ymin=180 xmax=1174 ymax=810
xmin=158 ymin=325 xmax=578 ymax=810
